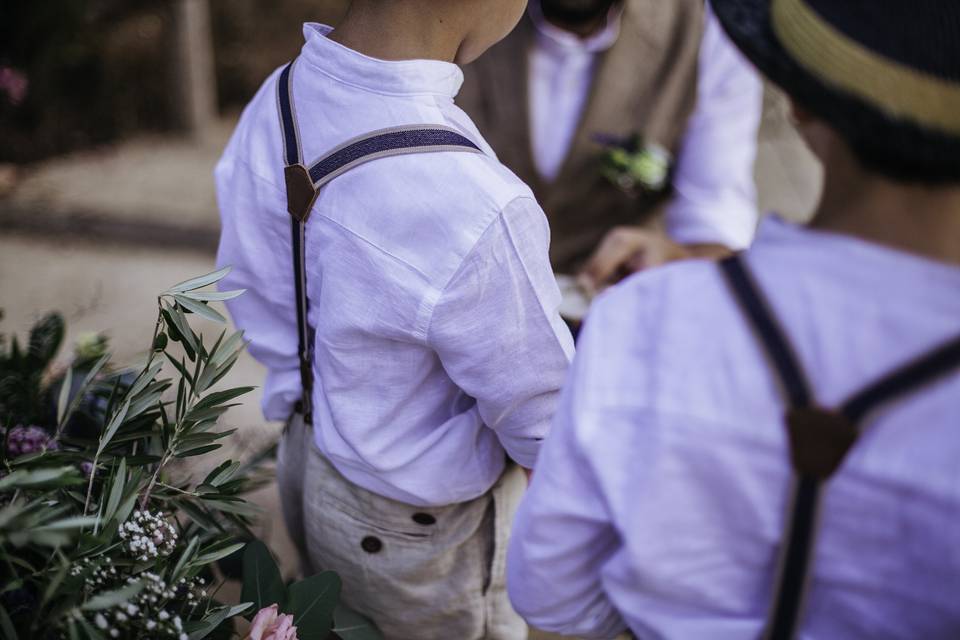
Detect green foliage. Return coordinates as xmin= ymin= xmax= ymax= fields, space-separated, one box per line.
xmin=239 ymin=542 xmax=381 ymax=640
xmin=0 ymin=268 xmax=267 ymax=638
xmin=0 ymin=312 xmax=64 ymax=427
xmin=241 ymin=541 xmax=286 ymax=616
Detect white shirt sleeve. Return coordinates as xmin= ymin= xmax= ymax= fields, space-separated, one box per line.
xmin=666 ymin=3 xmax=763 ymax=250
xmin=428 ymin=196 xmax=575 ymax=468
xmin=215 ymin=156 xmax=302 ymax=422
xmin=506 ymin=312 xmax=626 ymax=638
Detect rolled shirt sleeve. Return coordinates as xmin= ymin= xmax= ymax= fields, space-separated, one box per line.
xmin=428 ymin=196 xmax=575 ymax=468
xmin=507 ymin=312 xmax=626 ymax=638
xmin=666 ymin=3 xmax=763 ymax=250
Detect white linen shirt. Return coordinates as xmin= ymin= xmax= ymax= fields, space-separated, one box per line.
xmin=508 ymin=217 xmax=960 ymax=638
xmin=215 ymin=24 xmax=574 ymax=507
xmin=529 ymin=1 xmax=762 ymax=249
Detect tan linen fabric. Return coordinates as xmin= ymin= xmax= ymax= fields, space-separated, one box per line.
xmin=278 ymin=412 xmax=527 ymax=639
xmin=458 ymin=0 xmax=705 ymax=272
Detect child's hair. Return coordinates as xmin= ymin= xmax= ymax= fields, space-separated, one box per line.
xmin=842 ymin=112 xmax=960 ymax=185
xmin=795 ymin=88 xmax=960 ymax=186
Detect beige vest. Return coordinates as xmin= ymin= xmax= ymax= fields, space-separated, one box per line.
xmin=458 ymin=0 xmax=705 ymax=272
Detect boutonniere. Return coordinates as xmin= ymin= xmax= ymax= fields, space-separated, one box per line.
xmin=594 ymin=133 xmax=673 ymax=197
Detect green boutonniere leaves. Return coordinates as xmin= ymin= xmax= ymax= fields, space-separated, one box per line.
xmin=596 ymin=133 xmax=673 ymax=196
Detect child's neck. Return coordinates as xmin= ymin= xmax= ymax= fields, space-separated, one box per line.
xmin=811 ymin=160 xmax=960 ymax=266
xmin=328 ymin=0 xmax=467 ymax=63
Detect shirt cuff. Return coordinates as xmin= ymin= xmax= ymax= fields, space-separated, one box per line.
xmin=666 ymin=197 xmax=759 ymax=250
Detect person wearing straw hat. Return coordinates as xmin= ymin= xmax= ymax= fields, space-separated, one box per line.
xmin=506 ymin=0 xmax=960 ymax=637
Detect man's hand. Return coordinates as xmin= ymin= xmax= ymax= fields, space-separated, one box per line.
xmin=578 ymin=226 xmax=732 ymax=292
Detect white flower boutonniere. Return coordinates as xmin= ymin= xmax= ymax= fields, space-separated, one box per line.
xmin=595 ymin=133 xmax=673 ymax=197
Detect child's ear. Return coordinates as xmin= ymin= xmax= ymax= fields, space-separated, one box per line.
xmin=788 ymin=96 xmax=831 ymax=164
xmin=788 ymin=97 xmax=815 ymax=127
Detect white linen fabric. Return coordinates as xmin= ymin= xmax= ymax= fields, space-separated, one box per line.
xmin=528 ymin=1 xmax=763 ymax=250
xmin=216 ymin=24 xmax=574 ymax=507
xmin=507 ymin=217 xmax=960 ymax=638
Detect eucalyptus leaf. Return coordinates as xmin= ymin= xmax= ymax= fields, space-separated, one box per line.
xmin=190 ymin=541 xmax=246 ymax=568
xmin=186 ymin=602 xmax=251 ymax=640
xmin=58 ymin=352 xmax=110 ymax=432
xmin=96 ymin=398 xmax=131 ymax=456
xmin=209 ymin=330 xmax=246 ymax=369
xmin=332 ymin=603 xmax=384 ymax=640
xmin=126 ymin=358 xmax=164 ymax=400
xmin=174 ymin=295 xmax=227 ymax=324
xmin=34 ymin=516 xmax=99 ymax=531
xmin=81 ymin=581 xmax=144 ymax=611
xmin=287 ymin=571 xmax=342 ymax=640
xmin=196 ymin=351 xmax=240 ymax=393
xmin=167 ymin=266 xmax=232 ymax=294
xmin=0 ymin=467 xmax=83 ymax=491
xmin=179 ymin=289 xmax=245 ymax=302
xmin=101 ymin=459 xmax=126 ymax=525
xmin=174 ymin=444 xmax=222 ymax=458
xmin=240 ymin=540 xmax=287 ymax=616
xmin=76 ymin=616 xmax=107 ymax=640
xmin=194 ymin=386 xmax=254 ymax=412
xmin=10 ymin=529 xmax=72 ymax=547
xmin=57 ymin=367 xmax=73 ymax=426
xmin=166 ymin=302 xmax=198 ymax=356
xmin=170 ymin=535 xmax=201 ymax=584
xmin=164 ymin=352 xmax=194 ymax=386
xmin=0 ymin=602 xmax=17 ymax=640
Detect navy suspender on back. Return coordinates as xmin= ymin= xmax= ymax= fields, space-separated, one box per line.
xmin=719 ymin=254 xmax=960 ymax=640
xmin=276 ymin=60 xmax=482 ymax=424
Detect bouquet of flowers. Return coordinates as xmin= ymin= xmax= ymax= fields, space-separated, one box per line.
xmin=0 ymin=268 xmax=349 ymax=639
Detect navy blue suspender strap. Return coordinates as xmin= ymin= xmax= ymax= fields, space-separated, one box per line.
xmin=276 ymin=59 xmax=482 ymax=425
xmin=719 ymin=254 xmax=960 ymax=640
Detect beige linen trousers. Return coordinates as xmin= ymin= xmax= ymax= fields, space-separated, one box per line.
xmin=278 ymin=412 xmax=528 ymax=640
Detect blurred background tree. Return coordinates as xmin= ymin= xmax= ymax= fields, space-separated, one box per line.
xmin=0 ymin=0 xmax=347 ymax=163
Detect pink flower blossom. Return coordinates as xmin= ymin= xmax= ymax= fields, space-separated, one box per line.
xmin=0 ymin=67 xmax=28 ymax=106
xmin=245 ymin=604 xmax=298 ymax=640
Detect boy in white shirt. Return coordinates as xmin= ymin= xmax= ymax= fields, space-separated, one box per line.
xmin=215 ymin=1 xmax=574 ymax=638
xmin=508 ymin=0 xmax=960 ymax=638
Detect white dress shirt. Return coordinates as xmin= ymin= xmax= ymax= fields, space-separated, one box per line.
xmin=528 ymin=1 xmax=762 ymax=250
xmin=216 ymin=24 xmax=574 ymax=507
xmin=508 ymin=217 xmax=960 ymax=638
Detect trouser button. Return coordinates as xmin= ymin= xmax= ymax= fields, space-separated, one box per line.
xmin=412 ymin=512 xmax=436 ymax=526
xmin=361 ymin=536 xmax=383 ymax=553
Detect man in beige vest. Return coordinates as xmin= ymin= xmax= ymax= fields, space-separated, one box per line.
xmin=458 ymin=0 xmax=762 ymax=289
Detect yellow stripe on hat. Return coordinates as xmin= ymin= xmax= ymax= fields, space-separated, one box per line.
xmin=772 ymin=0 xmax=960 ymax=135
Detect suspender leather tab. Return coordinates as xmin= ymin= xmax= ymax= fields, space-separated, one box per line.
xmin=786 ymin=407 xmax=857 ymax=480
xmin=285 ymin=163 xmax=319 ymax=223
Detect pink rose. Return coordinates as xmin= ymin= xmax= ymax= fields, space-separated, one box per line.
xmin=245 ymin=604 xmax=299 ymax=640
xmin=0 ymin=67 xmax=27 ymax=105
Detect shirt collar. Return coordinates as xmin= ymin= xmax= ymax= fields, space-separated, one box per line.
xmin=299 ymin=23 xmax=465 ymax=98
xmin=528 ymin=1 xmax=623 ymax=57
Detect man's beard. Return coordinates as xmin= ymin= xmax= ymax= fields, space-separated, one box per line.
xmin=539 ymin=0 xmax=619 ymax=27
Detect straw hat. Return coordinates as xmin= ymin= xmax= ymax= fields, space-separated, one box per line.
xmin=712 ymin=0 xmax=960 ymax=182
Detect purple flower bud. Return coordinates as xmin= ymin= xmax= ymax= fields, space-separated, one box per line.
xmin=5 ymin=425 xmax=57 ymax=458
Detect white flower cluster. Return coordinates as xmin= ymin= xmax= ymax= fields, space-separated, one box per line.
xmin=70 ymin=556 xmax=118 ymax=584
xmin=73 ymin=572 xmax=207 ymax=639
xmin=90 ymin=604 xmax=186 ymax=639
xmin=118 ymin=510 xmax=177 ymax=561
